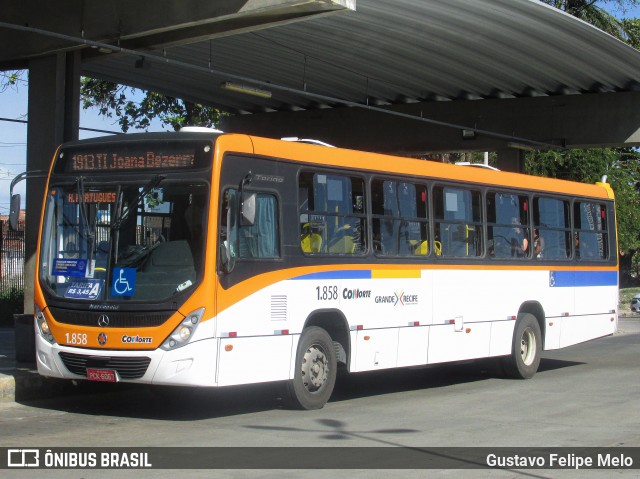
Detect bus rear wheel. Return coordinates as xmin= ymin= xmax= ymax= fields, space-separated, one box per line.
xmin=287 ymin=326 xmax=337 ymax=410
xmin=502 ymin=313 xmax=542 ymax=379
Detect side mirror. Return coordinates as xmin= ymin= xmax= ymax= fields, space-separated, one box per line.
xmin=9 ymin=194 xmax=21 ymax=230
xmin=241 ymin=192 xmax=256 ymax=226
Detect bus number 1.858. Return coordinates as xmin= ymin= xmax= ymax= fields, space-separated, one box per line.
xmin=316 ymin=285 xmax=338 ymax=301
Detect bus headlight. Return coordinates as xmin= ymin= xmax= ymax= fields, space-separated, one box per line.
xmin=161 ymin=308 xmax=204 ymax=351
xmin=35 ymin=305 xmax=55 ymax=344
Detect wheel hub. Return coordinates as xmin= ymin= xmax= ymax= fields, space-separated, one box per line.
xmin=301 ymin=345 xmax=328 ymax=391
xmin=520 ymin=327 xmax=536 ymax=366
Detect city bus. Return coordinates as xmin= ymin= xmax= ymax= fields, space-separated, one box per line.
xmin=21 ymin=129 xmax=618 ymax=409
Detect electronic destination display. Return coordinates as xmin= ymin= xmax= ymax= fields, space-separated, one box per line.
xmin=55 ymin=140 xmax=213 ymax=174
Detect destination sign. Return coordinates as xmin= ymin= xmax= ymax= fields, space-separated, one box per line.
xmin=55 ymin=140 xmax=214 ymax=174
xmin=66 ymin=192 xmax=117 ymax=204
xmin=70 ymin=151 xmax=195 ymax=172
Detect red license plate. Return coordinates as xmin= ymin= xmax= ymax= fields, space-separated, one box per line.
xmin=86 ymin=368 xmax=118 ymax=382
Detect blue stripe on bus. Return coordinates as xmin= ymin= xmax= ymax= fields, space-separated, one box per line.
xmin=293 ymin=270 xmax=372 ymax=280
xmin=550 ymin=270 xmax=618 ymax=287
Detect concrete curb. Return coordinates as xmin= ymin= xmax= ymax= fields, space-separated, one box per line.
xmin=0 ymin=371 xmax=16 ymax=401
xmin=0 ymin=364 xmax=77 ymax=403
xmin=0 ymin=327 xmax=60 ymax=402
xmin=0 ymin=366 xmax=35 ymax=402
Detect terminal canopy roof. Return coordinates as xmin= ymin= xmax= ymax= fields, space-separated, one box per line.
xmin=2 ymin=0 xmax=640 ymax=153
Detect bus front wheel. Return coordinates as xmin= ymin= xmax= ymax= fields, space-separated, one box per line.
xmin=502 ymin=313 xmax=542 ymax=379
xmin=287 ymin=326 xmax=337 ymax=410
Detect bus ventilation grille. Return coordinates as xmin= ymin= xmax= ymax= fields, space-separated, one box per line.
xmin=271 ymin=295 xmax=287 ymax=321
xmin=58 ymin=352 xmax=151 ymax=380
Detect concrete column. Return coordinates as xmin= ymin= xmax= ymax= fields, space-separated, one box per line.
xmin=23 ymin=52 xmax=80 ymax=314
xmin=495 ymin=148 xmax=525 ymax=173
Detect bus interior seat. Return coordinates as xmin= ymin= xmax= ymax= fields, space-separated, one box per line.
xmin=414 ymin=241 xmax=428 ymax=256
xmin=414 ymin=240 xmax=442 ymax=256
xmin=328 ymin=235 xmax=356 ymax=254
xmin=301 ymin=232 xmax=323 ymax=253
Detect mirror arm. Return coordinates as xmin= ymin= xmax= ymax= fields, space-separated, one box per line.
xmin=8 ymin=170 xmax=49 ymax=230
xmin=10 ymin=170 xmax=49 ymax=197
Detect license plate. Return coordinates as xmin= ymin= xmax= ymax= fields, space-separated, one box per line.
xmin=86 ymin=368 xmax=118 ymax=382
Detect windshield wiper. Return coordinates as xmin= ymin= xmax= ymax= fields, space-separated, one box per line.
xmin=111 ymin=174 xmax=165 ymax=232
xmin=76 ymin=177 xmax=97 ymax=266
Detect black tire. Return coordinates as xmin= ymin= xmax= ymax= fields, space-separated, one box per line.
xmin=502 ymin=313 xmax=542 ymax=379
xmin=287 ymin=326 xmax=337 ymax=410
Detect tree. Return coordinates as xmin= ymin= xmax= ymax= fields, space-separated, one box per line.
xmin=542 ymin=1 xmax=640 ymax=43
xmin=0 ymin=71 xmax=22 ymax=92
xmin=80 ymin=78 xmax=222 ymax=132
xmin=621 ymin=17 xmax=640 ymax=48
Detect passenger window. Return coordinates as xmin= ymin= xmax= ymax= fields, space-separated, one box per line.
xmin=298 ymin=172 xmax=366 ymax=254
xmin=487 ymin=193 xmax=530 ymax=259
xmin=372 ymin=179 xmax=430 ymax=256
xmin=434 ymin=186 xmax=483 ymax=257
xmin=533 ymin=197 xmax=570 ymax=260
xmin=574 ymin=202 xmax=608 ymax=260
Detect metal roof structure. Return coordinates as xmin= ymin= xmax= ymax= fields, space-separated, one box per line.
xmin=2 ymin=0 xmax=640 ymax=154
xmin=75 ymin=0 xmax=640 ymax=112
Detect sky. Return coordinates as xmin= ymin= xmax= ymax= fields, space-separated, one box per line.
xmin=0 ymin=78 xmax=165 ymax=215
xmin=1 ymin=2 xmax=640 ymax=215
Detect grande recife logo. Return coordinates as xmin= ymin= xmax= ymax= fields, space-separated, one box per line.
xmin=374 ymin=291 xmax=418 ymax=306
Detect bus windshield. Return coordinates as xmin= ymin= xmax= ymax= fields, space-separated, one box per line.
xmin=39 ymin=178 xmax=208 ymax=303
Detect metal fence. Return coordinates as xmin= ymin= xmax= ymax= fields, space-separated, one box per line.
xmin=0 ymin=219 xmax=25 ymax=294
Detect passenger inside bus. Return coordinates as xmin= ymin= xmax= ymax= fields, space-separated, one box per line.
xmin=533 ymin=229 xmax=544 ymax=258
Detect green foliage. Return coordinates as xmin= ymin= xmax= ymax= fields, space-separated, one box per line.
xmin=0 ymin=70 xmax=25 ymax=93
xmin=80 ymin=78 xmax=223 ymax=132
xmin=621 ymin=17 xmax=640 ymax=48
xmin=0 ymin=287 xmax=24 ymax=326
xmin=541 ymin=1 xmax=640 ymax=44
xmin=0 ymin=287 xmax=23 ymax=303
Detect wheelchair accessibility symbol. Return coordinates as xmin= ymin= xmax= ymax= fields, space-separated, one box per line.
xmin=111 ymin=268 xmax=136 ymax=297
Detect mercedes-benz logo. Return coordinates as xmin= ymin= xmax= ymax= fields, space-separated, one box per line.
xmin=97 ymin=314 xmax=110 ymax=327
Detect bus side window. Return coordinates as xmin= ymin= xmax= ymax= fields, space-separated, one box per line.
xmin=434 ymin=186 xmax=483 ymax=258
xmin=574 ymin=201 xmax=608 ymax=260
xmin=298 ymin=171 xmax=366 ymax=255
xmin=533 ymin=196 xmax=570 ymax=260
xmin=372 ymin=179 xmax=429 ymax=256
xmin=487 ymin=192 xmax=530 ymax=259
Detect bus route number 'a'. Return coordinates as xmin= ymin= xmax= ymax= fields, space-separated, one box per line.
xmin=64 ymin=279 xmax=103 ymax=300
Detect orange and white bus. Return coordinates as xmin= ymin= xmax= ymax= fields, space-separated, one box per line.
xmin=24 ymin=129 xmax=618 ymax=409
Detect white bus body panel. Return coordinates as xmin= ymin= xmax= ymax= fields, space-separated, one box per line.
xmin=36 ymin=266 xmax=617 ymax=388
xmin=427 ymin=322 xmax=492 ymax=364
xmin=397 ymin=325 xmax=429 ymax=367
xmin=354 ymin=328 xmax=399 ymax=371
xmin=216 ymin=335 xmax=294 ymax=386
